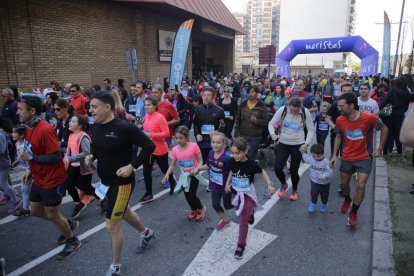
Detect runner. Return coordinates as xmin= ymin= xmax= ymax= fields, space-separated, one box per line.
xmin=357 ymin=83 xmax=379 ymax=115
xmin=218 ymin=86 xmax=238 ymax=142
xmin=64 ymin=115 xmax=103 ymax=218
xmin=11 ymin=124 xmax=31 ymax=217
xmin=197 ymin=132 xmax=233 ymax=230
xmin=224 ymin=137 xmax=276 ymax=259
xmin=16 ymin=96 xmax=81 ymax=260
xmin=85 ymin=91 xmax=156 ymax=275
xmin=330 ymin=93 xmax=388 ymax=227
xmin=141 ymin=96 xmax=177 ymax=202
xmin=152 ymin=84 xmax=179 ymax=147
xmin=314 ymin=103 xmax=330 ymax=146
xmin=268 ymin=97 xmax=314 ymax=201
xmin=193 ymin=86 xmax=225 ymax=162
xmin=234 ymin=85 xmax=269 ymax=160
xmin=162 ymin=126 xmax=206 ymax=222
xmin=0 ymin=118 xmax=22 ymax=212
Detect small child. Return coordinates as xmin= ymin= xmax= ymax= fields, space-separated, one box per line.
xmin=314 ymin=103 xmax=330 ymax=146
xmin=11 ymin=125 xmax=30 ymax=217
xmin=163 ymin=126 xmax=206 ymax=221
xmin=197 ymin=132 xmax=233 ymax=230
xmin=301 ymin=143 xmax=333 ymax=213
xmin=64 ymin=115 xmax=102 ymax=219
xmin=225 ymin=138 xmax=276 ymax=259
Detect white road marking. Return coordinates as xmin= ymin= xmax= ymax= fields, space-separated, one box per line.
xmin=8 ymin=188 xmax=170 ymax=276
xmin=183 ymin=163 xmax=310 ymax=276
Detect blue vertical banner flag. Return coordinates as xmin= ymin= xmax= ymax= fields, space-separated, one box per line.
xmin=381 ymin=11 xmax=391 ymax=77
xmin=169 ymin=19 xmax=194 ymax=89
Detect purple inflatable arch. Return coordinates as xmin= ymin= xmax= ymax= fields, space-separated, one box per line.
xmin=276 ymin=35 xmax=378 ymax=77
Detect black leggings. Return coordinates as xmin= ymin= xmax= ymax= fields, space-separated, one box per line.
xmin=384 ymin=116 xmax=404 ymax=154
xmin=185 ymin=176 xmax=203 ymax=210
xmin=66 ymin=166 xmax=98 ymax=203
xmin=211 ymin=191 xmax=233 ymax=213
xmin=274 ymin=143 xmax=302 ymax=190
xmin=143 ymin=153 xmax=176 ymax=195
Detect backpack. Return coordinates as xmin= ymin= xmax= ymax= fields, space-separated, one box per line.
xmin=0 ymin=129 xmax=16 ymax=163
xmin=274 ymin=106 xmax=307 ymax=134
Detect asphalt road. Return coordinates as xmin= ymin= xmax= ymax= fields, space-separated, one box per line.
xmin=0 ymin=137 xmax=374 ymax=276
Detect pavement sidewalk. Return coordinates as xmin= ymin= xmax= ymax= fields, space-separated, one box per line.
xmin=384 ymin=153 xmax=414 ymax=275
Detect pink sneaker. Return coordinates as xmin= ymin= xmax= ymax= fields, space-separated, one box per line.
xmin=0 ymin=194 xmax=10 ymax=205
xmin=216 ymin=220 xmax=230 ymax=231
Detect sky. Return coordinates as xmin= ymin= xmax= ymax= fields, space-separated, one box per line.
xmin=222 ymin=0 xmax=414 ymax=57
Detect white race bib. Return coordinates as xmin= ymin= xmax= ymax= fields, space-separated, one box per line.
xmin=128 ymin=104 xmax=136 ymax=112
xmin=224 ymin=111 xmax=230 ymax=118
xmin=232 ymin=176 xmax=250 ymax=192
xmin=201 ymin=124 xmax=215 ymax=135
xmin=346 ymin=129 xmax=363 ymax=140
xmin=210 ymin=170 xmax=223 ymax=185
xmin=178 ymin=159 xmax=195 ymax=170
xmin=95 ymin=181 xmax=110 ymax=200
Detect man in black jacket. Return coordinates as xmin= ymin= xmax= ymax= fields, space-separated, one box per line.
xmin=193 ymin=86 xmax=225 ymax=162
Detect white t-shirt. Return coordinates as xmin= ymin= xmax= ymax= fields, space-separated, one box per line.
xmin=358 ymin=97 xmax=379 ymax=115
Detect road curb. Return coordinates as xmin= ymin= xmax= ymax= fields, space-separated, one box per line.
xmin=371 ymin=147 xmax=395 ymax=275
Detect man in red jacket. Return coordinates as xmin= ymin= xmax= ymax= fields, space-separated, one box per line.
xmin=70 ymin=84 xmax=88 ymax=115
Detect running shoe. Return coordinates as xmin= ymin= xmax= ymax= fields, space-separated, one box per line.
xmin=409 ymin=191 xmax=414 ymax=197
xmin=234 ymin=244 xmax=245 ymax=259
xmin=277 ymin=183 xmax=288 ymax=197
xmin=289 ymin=190 xmax=298 ymax=201
xmin=348 ymin=212 xmax=358 ymax=227
xmin=81 ymin=194 xmax=94 ymax=205
xmin=57 ymin=237 xmax=81 ymax=260
xmin=0 ymin=194 xmax=10 ymax=205
xmin=105 ymin=264 xmax=126 ymax=276
xmin=7 ymin=199 xmax=22 ymax=213
xmin=341 ymin=199 xmax=352 ymax=214
xmin=71 ymin=202 xmax=87 ymax=219
xmin=188 ymin=210 xmax=198 ymax=220
xmin=136 ymin=229 xmax=155 ymax=254
xmin=13 ymin=207 xmax=30 ymax=217
xmin=152 ymin=162 xmax=158 ymax=170
xmin=320 ymin=204 xmax=328 ymax=213
xmin=206 ymin=187 xmax=211 ymax=192
xmin=0 ymin=257 xmax=5 ymax=276
xmin=140 ymin=194 xmax=154 ymax=203
xmin=308 ymin=203 xmax=317 ymax=213
xmin=216 ymin=220 xmax=230 ymax=231
xmin=163 ymin=181 xmax=171 ymax=189
xmin=195 ymin=206 xmax=206 ymax=222
xmin=248 ymin=214 xmax=255 ymax=225
xmin=57 ymin=220 xmax=79 ymax=244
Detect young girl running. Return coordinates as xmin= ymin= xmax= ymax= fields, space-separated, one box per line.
xmin=225 ymin=138 xmax=276 ymax=259
xmin=197 ymin=132 xmax=233 ymax=230
xmin=163 ymin=126 xmax=206 ymax=222
xmin=64 ymin=115 xmax=102 ymax=219
xmin=11 ymin=125 xmax=31 ymax=217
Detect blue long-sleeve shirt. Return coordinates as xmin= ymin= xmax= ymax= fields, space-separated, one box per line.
xmin=302 ymin=153 xmax=333 ymax=185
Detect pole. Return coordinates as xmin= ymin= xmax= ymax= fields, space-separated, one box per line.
xmin=393 ymin=0 xmax=405 ymax=75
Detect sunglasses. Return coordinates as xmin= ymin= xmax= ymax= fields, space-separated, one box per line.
xmin=224 ymin=90 xmax=230 ymax=93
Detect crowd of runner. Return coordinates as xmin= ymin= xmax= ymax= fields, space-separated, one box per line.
xmin=1 ymin=72 xmax=413 ymax=275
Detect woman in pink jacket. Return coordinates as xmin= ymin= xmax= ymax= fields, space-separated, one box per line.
xmin=141 ymin=96 xmax=176 ymax=203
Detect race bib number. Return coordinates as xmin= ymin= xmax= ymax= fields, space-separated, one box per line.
xmin=318 ymin=122 xmax=329 ymax=131
xmin=224 ymin=111 xmax=230 ymax=118
xmin=128 ymin=104 xmax=136 ymax=112
xmin=346 ymin=129 xmax=363 ymax=140
xmin=232 ymin=176 xmax=250 ymax=192
xmin=201 ymin=124 xmax=215 ymax=135
xmin=95 ymin=181 xmax=110 ymax=200
xmin=87 ymin=116 xmax=94 ymax=125
xmin=178 ymin=159 xmax=195 ymax=170
xmin=210 ymin=170 xmax=223 ymax=185
xmin=283 ymin=121 xmax=300 ymax=131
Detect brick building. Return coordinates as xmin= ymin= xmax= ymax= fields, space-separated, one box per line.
xmin=0 ymin=0 xmax=244 ymax=100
